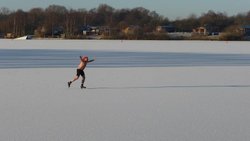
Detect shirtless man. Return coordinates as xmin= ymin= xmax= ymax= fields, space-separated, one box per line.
xmin=68 ymin=56 xmax=95 ymax=89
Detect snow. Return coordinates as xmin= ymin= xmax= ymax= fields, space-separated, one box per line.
xmin=14 ymin=35 xmax=33 ymax=40
xmin=1 ymin=40 xmax=250 ymax=141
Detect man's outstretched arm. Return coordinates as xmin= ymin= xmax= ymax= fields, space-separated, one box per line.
xmin=88 ymin=57 xmax=95 ymax=63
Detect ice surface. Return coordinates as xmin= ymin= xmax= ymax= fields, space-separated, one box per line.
xmin=1 ymin=40 xmax=250 ymax=141
xmin=1 ymin=40 xmax=250 ymax=69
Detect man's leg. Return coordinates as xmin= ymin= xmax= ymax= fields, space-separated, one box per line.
xmin=72 ymin=75 xmax=79 ymax=82
xmin=68 ymin=69 xmax=81 ymax=88
xmin=81 ymin=71 xmax=86 ymax=89
xmin=68 ymin=75 xmax=79 ymax=88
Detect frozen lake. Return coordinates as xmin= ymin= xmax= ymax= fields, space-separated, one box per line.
xmin=1 ymin=40 xmax=250 ymax=68
xmin=1 ymin=40 xmax=250 ymax=141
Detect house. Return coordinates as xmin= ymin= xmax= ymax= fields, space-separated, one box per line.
xmin=193 ymin=27 xmax=207 ymax=35
xmin=52 ymin=26 xmax=64 ymax=37
xmin=241 ymin=25 xmax=250 ymax=36
xmin=156 ymin=25 xmax=175 ymax=33
xmin=5 ymin=33 xmax=15 ymax=38
xmin=0 ymin=33 xmax=4 ymax=38
xmin=193 ymin=25 xmax=219 ymax=36
xmin=81 ymin=25 xmax=100 ymax=35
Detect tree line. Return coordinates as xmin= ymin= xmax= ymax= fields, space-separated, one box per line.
xmin=0 ymin=4 xmax=249 ymax=40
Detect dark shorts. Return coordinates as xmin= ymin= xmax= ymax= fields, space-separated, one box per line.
xmin=76 ymin=69 xmax=85 ymax=77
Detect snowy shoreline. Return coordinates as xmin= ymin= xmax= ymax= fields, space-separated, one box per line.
xmin=1 ymin=39 xmax=250 ymax=54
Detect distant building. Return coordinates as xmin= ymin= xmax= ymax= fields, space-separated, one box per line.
xmin=193 ymin=26 xmax=207 ymax=35
xmin=156 ymin=25 xmax=175 ymax=33
xmin=81 ymin=25 xmax=100 ymax=35
xmin=193 ymin=25 xmax=219 ymax=36
xmin=5 ymin=33 xmax=15 ymax=38
xmin=0 ymin=33 xmax=4 ymax=38
xmin=52 ymin=26 xmax=64 ymax=37
xmin=241 ymin=25 xmax=250 ymax=36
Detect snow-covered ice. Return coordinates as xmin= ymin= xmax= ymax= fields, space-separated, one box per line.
xmin=1 ymin=40 xmax=250 ymax=141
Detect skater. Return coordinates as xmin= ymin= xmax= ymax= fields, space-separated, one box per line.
xmin=68 ymin=56 xmax=95 ymax=89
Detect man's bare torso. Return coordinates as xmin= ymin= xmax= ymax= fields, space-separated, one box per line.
xmin=77 ymin=60 xmax=87 ymax=70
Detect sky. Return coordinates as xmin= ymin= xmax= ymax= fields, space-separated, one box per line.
xmin=0 ymin=0 xmax=250 ymax=20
